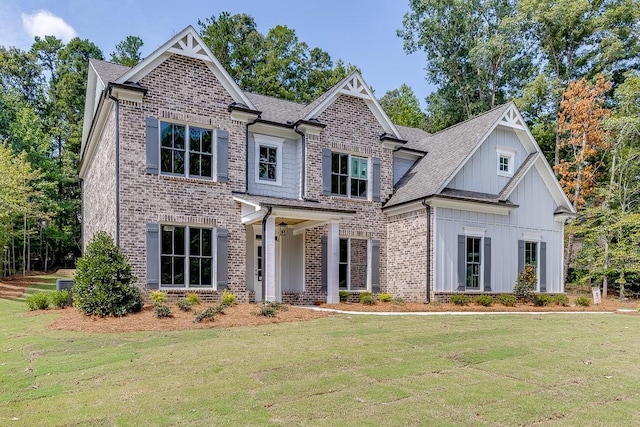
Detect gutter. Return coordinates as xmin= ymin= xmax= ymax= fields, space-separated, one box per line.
xmin=245 ymin=117 xmax=260 ymax=193
xmin=293 ymin=124 xmax=306 ymax=199
xmin=422 ymin=199 xmax=431 ymax=304
xmin=107 ymin=87 xmax=121 ymax=247
xmin=261 ymin=206 xmax=273 ymax=303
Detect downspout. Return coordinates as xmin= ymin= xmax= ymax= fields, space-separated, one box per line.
xmin=245 ymin=117 xmax=260 ymax=193
xmin=293 ymin=125 xmax=305 ymax=199
xmin=108 ymin=88 xmax=120 ymax=247
xmin=422 ymin=199 xmax=431 ymax=304
xmin=261 ymin=206 xmax=273 ymax=303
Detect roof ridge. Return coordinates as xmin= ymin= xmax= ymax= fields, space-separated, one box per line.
xmin=426 ymin=102 xmax=513 ymax=138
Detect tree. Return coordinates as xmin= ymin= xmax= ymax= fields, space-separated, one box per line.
xmin=110 ymin=35 xmax=144 ymax=67
xmin=379 ymin=84 xmax=427 ymax=129
xmin=399 ymin=0 xmax=533 ymax=129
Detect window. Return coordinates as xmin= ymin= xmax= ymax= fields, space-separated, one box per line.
xmin=331 ymin=152 xmax=368 ymax=198
xmin=161 ymin=225 xmax=214 ymax=288
xmin=160 ymin=122 xmax=213 ymax=179
xmin=496 ymin=146 xmax=515 ymax=177
xmin=339 ymin=238 xmax=369 ymax=291
xmin=525 ymin=241 xmax=538 ymax=274
xmin=466 ymin=236 xmax=481 ymax=289
xmin=254 ymin=134 xmax=284 ymax=186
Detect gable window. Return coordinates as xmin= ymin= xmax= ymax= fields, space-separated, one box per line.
xmin=160 ymin=122 xmax=213 ymax=179
xmin=254 ymin=134 xmax=284 ymax=186
xmin=466 ymin=236 xmax=482 ymax=290
xmin=339 ymin=238 xmax=369 ymax=291
xmin=161 ymin=225 xmax=214 ymax=288
xmin=331 ymin=152 xmax=368 ymax=198
xmin=496 ymin=146 xmax=515 ymax=177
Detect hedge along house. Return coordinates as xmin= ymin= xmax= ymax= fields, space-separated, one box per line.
xmin=80 ymin=26 xmax=575 ymax=305
xmin=384 ymin=104 xmax=576 ymax=302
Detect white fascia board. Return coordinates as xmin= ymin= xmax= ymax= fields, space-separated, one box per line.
xmin=382 ymin=200 xmax=425 ymax=217
xmin=499 ymin=153 xmax=539 ymax=200
xmin=110 ymin=86 xmax=144 ymax=103
xmin=426 ymin=197 xmax=514 ymax=216
xmin=271 ymin=207 xmax=353 ymax=222
xmin=79 ymin=97 xmax=115 ymax=179
xmin=533 ymin=156 xmax=576 ymax=214
xmin=291 ymin=220 xmax=328 ymax=235
xmin=230 ymin=110 xmax=259 ymax=123
xmin=249 ymin=122 xmax=298 ymax=140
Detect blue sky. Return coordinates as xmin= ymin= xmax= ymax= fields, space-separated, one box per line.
xmin=0 ymin=0 xmax=436 ymax=107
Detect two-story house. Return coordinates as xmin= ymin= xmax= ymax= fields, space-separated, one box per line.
xmin=80 ymin=26 xmax=575 ymax=305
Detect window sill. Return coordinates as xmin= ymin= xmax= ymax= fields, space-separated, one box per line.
xmin=329 ymin=195 xmax=373 ymax=204
xmin=156 ymin=174 xmax=218 ymax=185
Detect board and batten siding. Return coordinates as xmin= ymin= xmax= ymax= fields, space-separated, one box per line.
xmin=247 ymin=132 xmax=301 ymax=199
xmin=448 ymin=126 xmax=526 ymax=195
xmin=434 ymin=166 xmax=564 ymax=293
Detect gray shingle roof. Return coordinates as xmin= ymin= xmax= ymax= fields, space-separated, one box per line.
xmin=396 ymin=125 xmax=430 ymax=147
xmin=385 ymin=103 xmax=513 ymax=208
xmin=498 ymin=152 xmax=539 ymax=201
xmin=90 ymin=59 xmax=131 ymax=85
xmin=244 ymin=92 xmax=305 ymax=124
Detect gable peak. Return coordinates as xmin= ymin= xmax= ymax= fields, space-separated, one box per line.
xmin=499 ymin=104 xmax=525 ymax=130
xmin=167 ymin=29 xmax=209 ymax=61
xmin=339 ymin=73 xmax=370 ymax=100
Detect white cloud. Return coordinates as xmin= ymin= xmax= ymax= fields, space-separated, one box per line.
xmin=21 ymin=10 xmax=77 ymax=42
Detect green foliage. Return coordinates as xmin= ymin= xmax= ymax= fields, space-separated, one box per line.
xmin=25 ymin=292 xmax=50 ymax=310
xmin=193 ymin=306 xmax=218 ymax=323
xmin=339 ymin=290 xmax=349 ymax=302
xmin=378 ymin=293 xmax=393 ymax=302
xmin=360 ymin=295 xmax=376 ymax=305
xmin=393 ymin=297 xmax=405 ymax=305
xmin=450 ymin=294 xmax=470 ymax=306
xmin=514 ymin=265 xmax=537 ymax=300
xmin=185 ymin=293 xmax=201 ymax=306
xmin=552 ymin=294 xmax=570 ymax=307
xmin=474 ymin=295 xmax=493 ymax=307
xmin=150 ymin=291 xmax=168 ymax=305
xmin=221 ymin=291 xmax=237 ymax=306
xmin=532 ymin=294 xmax=553 ymax=307
xmin=153 ymin=304 xmax=171 ymax=318
xmin=50 ymin=289 xmax=70 ymax=308
xmin=110 ymin=35 xmax=143 ymax=66
xmin=358 ymin=291 xmax=373 ymax=303
xmin=379 ymin=84 xmax=427 ymax=129
xmin=176 ymin=298 xmax=192 ymax=312
xmin=497 ymin=294 xmax=517 ymax=307
xmin=255 ymin=301 xmax=288 ymax=317
xmin=575 ymin=296 xmax=591 ymax=306
xmin=72 ymin=232 xmax=142 ymax=317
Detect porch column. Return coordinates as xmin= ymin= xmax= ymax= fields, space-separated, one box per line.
xmin=326 ymin=221 xmax=340 ymax=304
xmin=264 ymin=215 xmax=277 ymax=302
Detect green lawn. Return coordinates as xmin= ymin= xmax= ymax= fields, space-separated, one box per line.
xmin=2 ymin=284 xmax=640 ymax=426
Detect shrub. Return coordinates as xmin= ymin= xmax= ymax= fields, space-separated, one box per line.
xmin=221 ymin=291 xmax=237 ymax=307
xmin=150 ymin=291 xmax=168 ymax=305
xmin=360 ymin=294 xmax=376 ymax=305
xmin=193 ymin=306 xmax=217 ymax=323
xmin=72 ymin=232 xmax=142 ymax=317
xmin=450 ymin=294 xmax=470 ymax=306
xmin=359 ymin=291 xmax=373 ymax=304
xmin=497 ymin=294 xmax=517 ymax=307
xmin=393 ymin=297 xmax=405 ymax=305
xmin=339 ymin=290 xmax=349 ymax=302
xmin=50 ymin=290 xmax=70 ymax=308
xmin=532 ymin=294 xmax=552 ymax=307
xmin=514 ymin=264 xmax=537 ymax=300
xmin=176 ymin=298 xmax=193 ymax=311
xmin=26 ymin=292 xmax=50 ymax=311
xmin=552 ymin=294 xmax=570 ymax=307
xmin=378 ymin=293 xmax=393 ymax=302
xmin=255 ymin=301 xmax=288 ymax=317
xmin=474 ymin=295 xmax=493 ymax=307
xmin=154 ymin=304 xmax=172 ymax=318
xmin=575 ymin=296 xmax=591 ymax=306
xmin=185 ymin=293 xmax=201 ymax=306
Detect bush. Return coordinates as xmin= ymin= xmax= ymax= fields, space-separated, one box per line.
xmin=150 ymin=291 xmax=168 ymax=304
xmin=255 ymin=301 xmax=288 ymax=317
xmin=497 ymin=294 xmax=517 ymax=307
xmin=552 ymin=294 xmax=570 ymax=307
xmin=514 ymin=264 xmax=537 ymax=300
xmin=154 ymin=304 xmax=172 ymax=318
xmin=176 ymin=298 xmax=193 ymax=311
xmin=50 ymin=290 xmax=70 ymax=308
xmin=393 ymin=297 xmax=405 ymax=305
xmin=72 ymin=232 xmax=142 ymax=317
xmin=359 ymin=291 xmax=373 ymax=304
xmin=575 ymin=296 xmax=591 ymax=306
xmin=25 ymin=292 xmax=50 ymax=311
xmin=221 ymin=291 xmax=237 ymax=307
xmin=379 ymin=293 xmax=393 ymax=302
xmin=339 ymin=290 xmax=349 ymax=302
xmin=360 ymin=294 xmax=376 ymax=305
xmin=193 ymin=306 xmax=217 ymax=323
xmin=474 ymin=295 xmax=493 ymax=307
xmin=185 ymin=293 xmax=201 ymax=306
xmin=450 ymin=294 xmax=470 ymax=306
xmin=532 ymin=294 xmax=552 ymax=307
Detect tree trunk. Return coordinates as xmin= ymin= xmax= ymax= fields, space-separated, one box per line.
xmin=22 ymin=213 xmax=26 ymax=277
xmin=562 ymin=233 xmax=575 ymax=285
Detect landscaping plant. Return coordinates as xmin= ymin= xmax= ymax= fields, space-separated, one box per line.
xmin=25 ymin=292 xmax=50 ymax=311
xmin=50 ymin=290 xmax=70 ymax=308
xmin=497 ymin=294 xmax=517 ymax=307
xmin=450 ymin=294 xmax=470 ymax=306
xmin=514 ymin=264 xmax=537 ymax=300
xmin=378 ymin=293 xmax=393 ymax=302
xmin=575 ymin=296 xmax=591 ymax=306
xmin=474 ymin=294 xmax=493 ymax=307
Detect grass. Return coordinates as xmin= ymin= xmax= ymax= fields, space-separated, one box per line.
xmin=1 ymin=278 xmax=640 ymax=425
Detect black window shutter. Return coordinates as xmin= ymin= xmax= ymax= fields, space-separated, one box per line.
xmin=372 ymin=157 xmax=381 ymax=202
xmin=371 ymin=239 xmax=380 ymax=293
xmin=145 ymin=117 xmax=159 ymax=174
xmin=217 ymin=228 xmax=229 ymax=290
xmin=321 ymin=235 xmax=327 ymax=291
xmin=484 ymin=237 xmax=492 ymax=292
xmin=539 ymin=242 xmax=547 ymax=292
xmin=457 ymin=235 xmax=466 ymax=291
xmin=322 ymin=148 xmax=331 ymax=195
xmin=146 ymin=223 xmax=160 ymax=289
xmin=216 ymin=129 xmax=229 ymax=183
xmin=518 ymin=240 xmax=525 ymax=272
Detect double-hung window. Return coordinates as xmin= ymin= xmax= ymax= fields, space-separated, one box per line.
xmin=161 ymin=225 xmax=214 ymax=288
xmin=160 ymin=122 xmax=213 ymax=179
xmin=331 ymin=152 xmax=368 ymax=198
xmin=525 ymin=241 xmax=538 ymax=275
xmin=254 ymin=134 xmax=284 ymax=186
xmin=339 ymin=238 xmax=368 ymax=291
xmin=466 ymin=236 xmax=482 ymax=290
xmin=496 ymin=146 xmax=515 ymax=177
